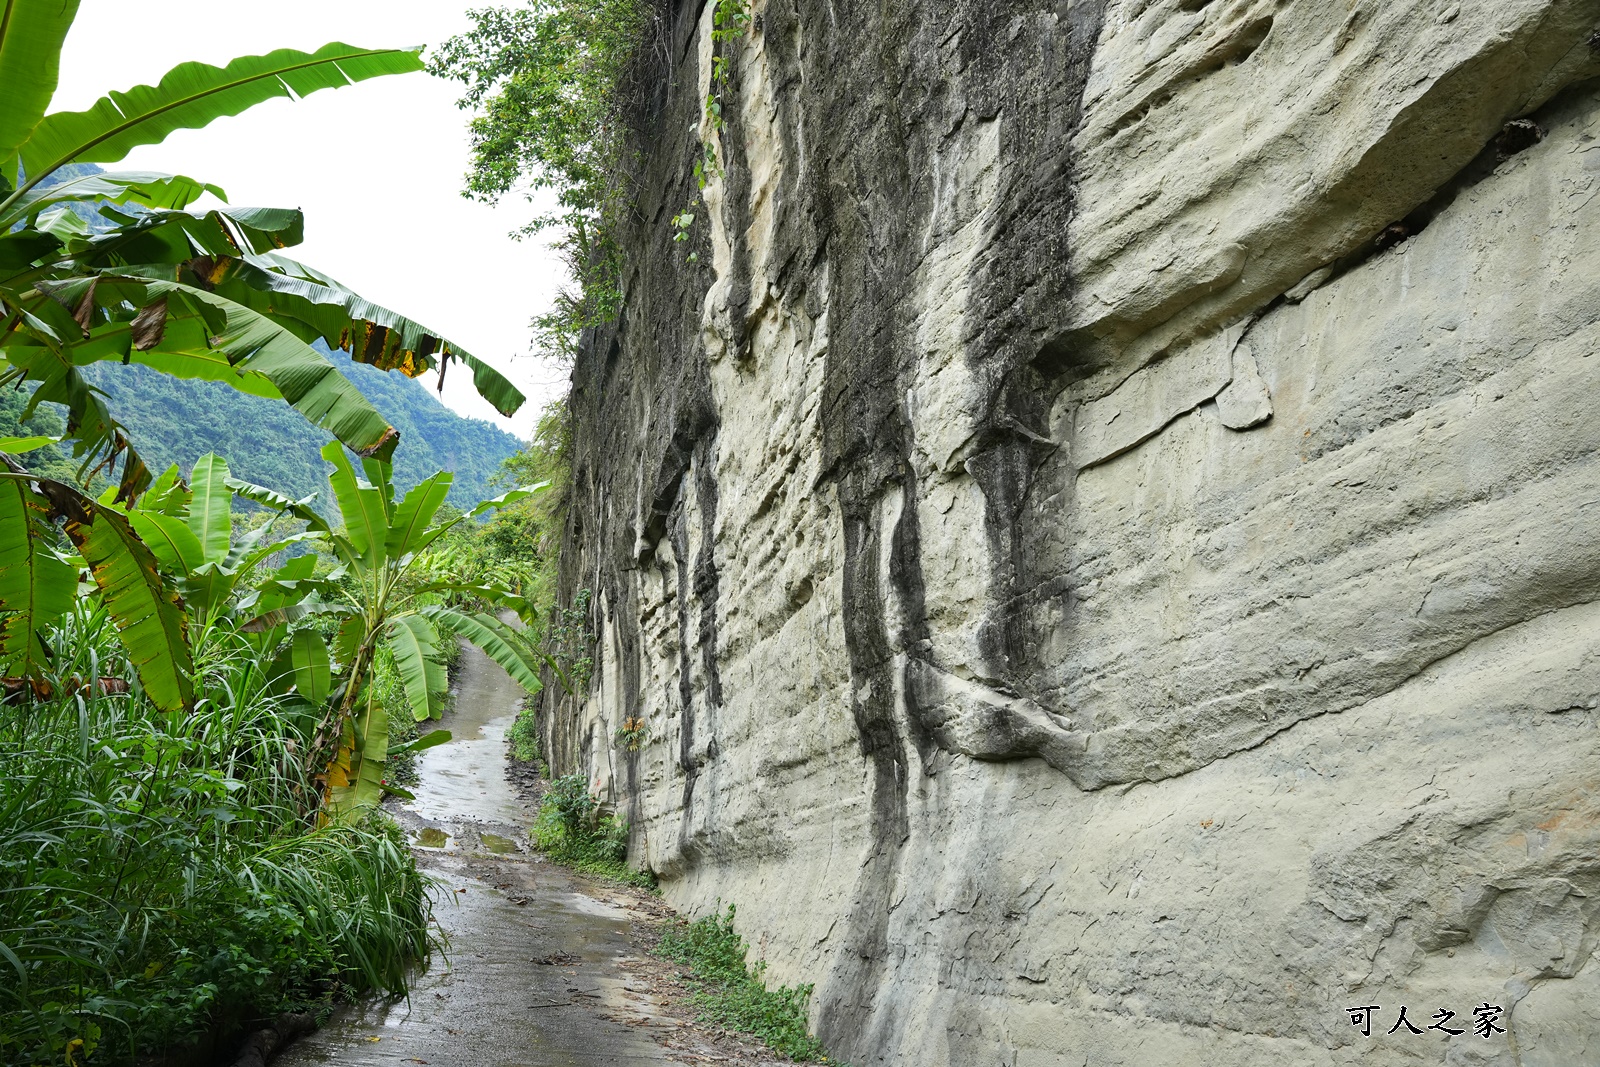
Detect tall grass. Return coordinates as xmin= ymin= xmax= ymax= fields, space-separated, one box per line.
xmin=0 ymin=605 xmax=431 ymax=1066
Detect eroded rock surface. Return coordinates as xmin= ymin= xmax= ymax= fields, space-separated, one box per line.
xmin=545 ymin=1 xmax=1600 ymax=1062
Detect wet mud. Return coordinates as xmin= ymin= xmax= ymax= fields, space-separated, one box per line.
xmin=272 ymin=640 xmax=783 ymax=1067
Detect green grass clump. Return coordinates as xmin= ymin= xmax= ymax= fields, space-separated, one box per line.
xmin=530 ymin=774 xmax=656 ymax=889
xmin=0 ymin=607 xmax=432 ymax=1066
xmin=509 ymin=701 xmax=541 ymax=763
xmin=654 ymin=905 xmax=834 ymax=1062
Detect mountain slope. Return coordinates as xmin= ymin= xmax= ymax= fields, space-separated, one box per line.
xmin=82 ymin=344 xmax=524 ymax=509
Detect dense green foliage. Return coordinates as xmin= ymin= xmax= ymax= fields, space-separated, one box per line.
xmin=530 ymin=773 xmax=654 ymax=889
xmin=509 ymin=698 xmax=542 ymax=762
xmin=0 ymin=31 xmax=524 ymax=504
xmin=655 ymin=905 xmax=835 ymax=1062
xmin=0 ymin=11 xmax=559 ymax=1065
xmin=421 ymin=401 xmax=570 ymax=620
xmin=0 ymin=163 xmax=524 ymax=511
xmin=0 ymin=606 xmax=430 ymax=1066
xmin=430 ymin=0 xmax=655 ymax=362
xmin=0 ymin=384 xmax=75 ymax=483
xmin=432 ymin=0 xmax=755 ymax=344
xmin=0 ymin=441 xmax=552 ymax=1063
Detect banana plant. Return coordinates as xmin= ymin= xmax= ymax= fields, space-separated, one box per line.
xmin=243 ymin=441 xmax=553 ymax=817
xmin=0 ymin=5 xmax=526 ymax=504
xmin=0 ymin=453 xmax=192 ymax=710
xmin=120 ymin=454 xmax=323 ymax=641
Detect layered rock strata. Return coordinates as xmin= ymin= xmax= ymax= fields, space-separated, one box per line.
xmin=545 ymin=1 xmax=1600 ymax=1063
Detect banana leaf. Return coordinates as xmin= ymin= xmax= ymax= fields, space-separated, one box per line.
xmin=40 ymin=274 xmax=399 ymax=461
xmin=388 ymin=729 xmax=450 ymax=757
xmin=185 ymin=453 xmax=232 ymax=564
xmin=13 ymin=43 xmax=425 ymax=203
xmin=385 ymin=473 xmax=452 ymax=559
xmin=0 ymin=436 xmax=56 ymax=454
xmin=421 ymin=606 xmax=548 ymax=694
xmin=224 ymin=477 xmax=332 ymax=539
xmin=0 ymin=0 xmax=83 ymax=164
xmin=322 ymin=441 xmax=389 ymax=568
xmin=0 ymin=171 xmax=225 ymax=232
xmin=0 ymin=476 xmax=76 ymax=674
xmin=203 ymin=252 xmax=525 ymax=415
xmin=128 ymin=511 xmax=204 ymax=574
xmin=28 ymin=476 xmax=193 ymax=710
xmin=290 ymin=627 xmax=331 ymax=705
xmin=385 ymin=614 xmax=448 ymax=721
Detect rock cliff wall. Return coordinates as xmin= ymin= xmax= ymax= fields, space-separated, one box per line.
xmin=545 ymin=2 xmax=1600 ymax=1063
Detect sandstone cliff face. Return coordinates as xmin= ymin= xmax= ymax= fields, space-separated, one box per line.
xmin=546 ymin=2 xmax=1600 ymax=1063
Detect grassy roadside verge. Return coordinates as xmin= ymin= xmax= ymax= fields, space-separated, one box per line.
xmin=0 ymin=614 xmax=431 ymax=1066
xmin=505 ymin=721 xmax=656 ymax=890
xmin=654 ymin=905 xmax=841 ymax=1064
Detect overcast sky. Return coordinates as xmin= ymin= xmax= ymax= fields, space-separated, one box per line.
xmin=55 ymin=0 xmax=569 ymax=440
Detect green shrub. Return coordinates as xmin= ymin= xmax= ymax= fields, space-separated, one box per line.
xmin=544 ymin=772 xmax=598 ymax=836
xmin=655 ymin=904 xmax=834 ymax=1062
xmin=530 ymin=775 xmax=654 ymax=889
xmin=509 ymin=702 xmax=542 ymax=763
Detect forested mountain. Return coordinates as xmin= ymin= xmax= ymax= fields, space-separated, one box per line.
xmin=3 ymin=347 xmax=524 ymax=511
xmin=93 ymin=345 xmax=524 ymax=508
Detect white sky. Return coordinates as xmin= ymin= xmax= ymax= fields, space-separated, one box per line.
xmin=54 ymin=0 xmax=571 ymax=440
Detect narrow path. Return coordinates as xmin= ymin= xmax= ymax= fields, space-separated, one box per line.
xmin=273 ymin=641 xmax=694 ymax=1067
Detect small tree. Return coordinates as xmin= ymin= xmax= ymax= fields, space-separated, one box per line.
xmin=242 ymin=442 xmax=559 ymax=818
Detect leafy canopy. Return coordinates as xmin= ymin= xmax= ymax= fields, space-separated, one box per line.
xmin=430 ymin=0 xmax=654 ymax=364
xmin=0 ymin=10 xmax=526 ymax=503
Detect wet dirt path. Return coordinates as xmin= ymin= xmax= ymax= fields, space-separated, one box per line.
xmin=274 ymin=640 xmax=696 ymax=1067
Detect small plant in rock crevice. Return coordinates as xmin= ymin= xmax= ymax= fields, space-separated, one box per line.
xmin=615 ymin=715 xmax=650 ymax=752
xmin=546 ymin=587 xmax=596 ymax=693
xmin=674 ymin=0 xmax=754 ymax=261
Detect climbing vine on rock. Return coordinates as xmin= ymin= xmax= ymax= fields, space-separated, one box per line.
xmin=673 ymin=0 xmax=753 ymax=260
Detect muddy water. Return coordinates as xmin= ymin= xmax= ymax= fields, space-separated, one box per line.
xmin=274 ymin=640 xmax=678 ymax=1067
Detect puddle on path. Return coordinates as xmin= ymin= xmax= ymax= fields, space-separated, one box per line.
xmin=273 ymin=637 xmax=677 ymax=1067
xmin=481 ymin=832 xmax=521 ymax=854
